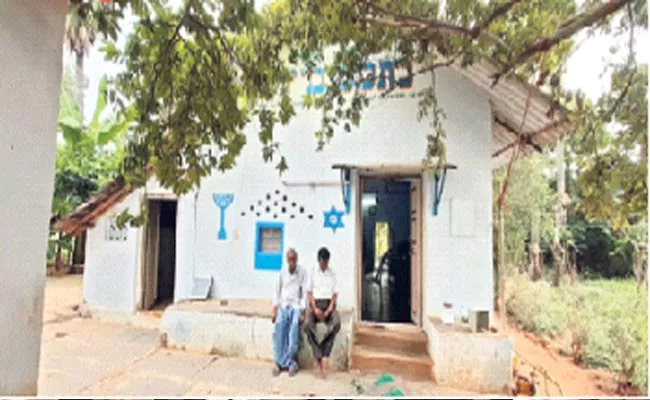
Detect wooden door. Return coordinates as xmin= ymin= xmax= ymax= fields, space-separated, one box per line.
xmin=410 ymin=178 xmax=423 ymax=325
xmin=143 ymin=200 xmax=160 ymax=310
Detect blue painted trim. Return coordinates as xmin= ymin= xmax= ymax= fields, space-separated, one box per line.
xmin=254 ymin=221 xmax=284 ymax=270
xmin=433 ymin=169 xmax=448 ymax=217
xmin=433 ymin=175 xmax=439 ymax=216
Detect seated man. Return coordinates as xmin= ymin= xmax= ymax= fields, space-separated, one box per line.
xmin=304 ymin=247 xmax=341 ymax=378
xmin=272 ymin=248 xmax=307 ymax=377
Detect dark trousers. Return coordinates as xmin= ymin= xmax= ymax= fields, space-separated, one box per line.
xmin=304 ymin=299 xmax=341 ymax=360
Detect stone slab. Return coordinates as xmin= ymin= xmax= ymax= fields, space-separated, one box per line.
xmin=160 ymin=305 xmax=352 ymax=370
xmin=425 ymin=316 xmax=513 ymax=394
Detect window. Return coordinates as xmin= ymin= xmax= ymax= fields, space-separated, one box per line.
xmin=260 ymin=227 xmax=282 ymax=253
xmin=255 ymin=222 xmax=284 ymax=270
xmin=105 ymin=216 xmax=128 ymax=242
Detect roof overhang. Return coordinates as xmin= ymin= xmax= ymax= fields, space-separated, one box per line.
xmin=55 ymin=176 xmax=132 ymax=236
xmin=450 ymin=61 xmax=573 ymax=168
xmin=332 ymin=163 xmax=458 ymax=178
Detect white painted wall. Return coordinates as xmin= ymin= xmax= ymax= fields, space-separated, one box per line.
xmin=83 ymin=192 xmax=143 ymax=313
xmin=82 ymin=66 xmax=494 ymax=323
xmin=423 ymin=68 xmax=494 ymax=319
xmin=0 ymin=0 xmax=67 ymax=394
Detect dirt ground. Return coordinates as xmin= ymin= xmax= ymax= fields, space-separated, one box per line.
xmin=37 ymin=275 xmax=473 ymax=397
xmin=42 ymin=274 xmax=83 ymax=324
xmin=500 ymin=315 xmax=619 ymax=397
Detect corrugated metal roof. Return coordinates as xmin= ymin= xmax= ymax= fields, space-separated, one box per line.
xmin=450 ymin=61 xmax=573 ymax=168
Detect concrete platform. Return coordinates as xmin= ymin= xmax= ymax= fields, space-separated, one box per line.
xmin=424 ymin=316 xmax=513 ymax=394
xmin=160 ymin=299 xmax=352 ymax=371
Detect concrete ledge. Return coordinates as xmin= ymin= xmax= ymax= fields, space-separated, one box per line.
xmin=424 ymin=316 xmax=512 ymax=394
xmin=172 ymin=298 xmax=274 ymax=318
xmin=160 ymin=299 xmax=352 ymax=371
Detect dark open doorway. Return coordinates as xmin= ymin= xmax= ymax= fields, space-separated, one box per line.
xmin=142 ymin=199 xmax=177 ymax=310
xmin=156 ymin=201 xmax=177 ymax=306
xmin=361 ymin=178 xmax=416 ymax=323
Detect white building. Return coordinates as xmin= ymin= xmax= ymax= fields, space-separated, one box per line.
xmin=58 ymin=57 xmax=570 ymax=393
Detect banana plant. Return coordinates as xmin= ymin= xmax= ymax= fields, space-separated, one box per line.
xmin=57 ymin=74 xmax=135 ymax=146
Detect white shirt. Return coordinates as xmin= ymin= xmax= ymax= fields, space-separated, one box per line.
xmin=273 ymin=265 xmax=308 ymax=310
xmin=309 ymin=266 xmax=337 ymax=300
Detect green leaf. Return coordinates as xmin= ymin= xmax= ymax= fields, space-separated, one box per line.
xmin=100 ymin=41 xmax=119 ymax=62
xmin=58 ymin=116 xmax=84 ymax=144
xmin=97 ymin=105 xmax=135 ymax=145
xmin=89 ymin=75 xmax=109 ymax=139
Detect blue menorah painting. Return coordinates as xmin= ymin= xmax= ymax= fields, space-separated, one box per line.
xmin=213 ymin=193 xmax=234 ymax=240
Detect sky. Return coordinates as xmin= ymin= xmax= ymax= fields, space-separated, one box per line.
xmin=562 ymin=29 xmax=649 ymax=101
xmin=67 ymin=9 xmax=649 ymax=124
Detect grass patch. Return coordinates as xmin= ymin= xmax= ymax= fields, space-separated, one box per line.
xmin=506 ymin=276 xmax=648 ymax=393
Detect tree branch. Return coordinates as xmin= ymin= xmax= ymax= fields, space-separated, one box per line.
xmin=362 ymin=0 xmax=469 ymax=34
xmin=145 ymin=1 xmax=192 ymax=122
xmin=498 ymin=134 xmax=524 ymax=206
xmin=415 ymin=55 xmax=458 ymax=74
xmin=492 ymin=0 xmax=633 ymax=85
xmin=359 ymin=0 xmax=508 ymax=51
xmin=492 ymin=118 xmax=543 ymax=158
xmin=470 ymin=0 xmax=523 ymax=38
xmin=603 ymin=2 xmax=636 ymax=121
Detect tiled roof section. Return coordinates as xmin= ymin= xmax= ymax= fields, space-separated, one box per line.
xmin=55 ymin=176 xmax=132 ymax=236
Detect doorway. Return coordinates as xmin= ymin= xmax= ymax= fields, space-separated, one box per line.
xmin=141 ymin=199 xmax=177 ymax=310
xmin=360 ymin=176 xmax=422 ymax=325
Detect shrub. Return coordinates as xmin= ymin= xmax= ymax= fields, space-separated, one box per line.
xmin=506 ymin=275 xmax=572 ymax=337
xmin=507 ymin=277 xmax=648 ymax=394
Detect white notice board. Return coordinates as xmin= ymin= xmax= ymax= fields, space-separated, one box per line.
xmin=450 ymin=198 xmax=475 ymax=237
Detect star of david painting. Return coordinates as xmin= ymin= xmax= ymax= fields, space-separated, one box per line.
xmin=323 ymin=206 xmax=345 ymax=233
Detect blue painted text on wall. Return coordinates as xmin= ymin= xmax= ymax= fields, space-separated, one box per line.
xmin=289 ymin=60 xmax=413 ymax=96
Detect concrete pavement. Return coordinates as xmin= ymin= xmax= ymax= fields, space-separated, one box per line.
xmin=38 ymin=276 xmax=476 ymax=396
xmin=42 ymin=274 xmax=83 ymax=325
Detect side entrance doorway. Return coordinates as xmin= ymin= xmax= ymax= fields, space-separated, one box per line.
xmin=141 ymin=199 xmax=177 ymax=311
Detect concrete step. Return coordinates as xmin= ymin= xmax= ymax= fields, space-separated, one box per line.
xmin=354 ymin=324 xmax=428 ymax=354
xmin=350 ymin=344 xmax=433 ymax=381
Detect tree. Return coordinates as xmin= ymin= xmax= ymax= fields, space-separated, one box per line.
xmin=494 ymin=154 xmax=555 ymax=272
xmin=51 ymin=71 xmax=133 ymax=269
xmin=567 ymin=52 xmax=647 ymax=286
xmin=570 ymin=65 xmax=648 ymax=229
xmin=72 ymin=0 xmax=642 ymax=332
xmin=65 ymin=0 xmax=122 ymax=110
xmin=493 ymin=153 xmax=554 ymax=329
xmin=61 ymin=0 xmax=645 ymax=336
xmin=68 ymin=0 xmax=641 ymax=202
xmin=629 ymin=221 xmax=648 ymax=289
xmin=550 ymin=135 xmax=579 ymax=286
xmin=617 ymin=220 xmax=648 ymax=288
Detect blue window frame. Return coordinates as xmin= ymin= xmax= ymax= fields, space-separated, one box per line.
xmin=254 ymin=221 xmax=284 ymax=270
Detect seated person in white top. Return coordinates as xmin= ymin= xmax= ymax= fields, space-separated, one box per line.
xmin=304 ymin=247 xmax=340 ymax=378
xmin=272 ymin=248 xmax=307 ymax=377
